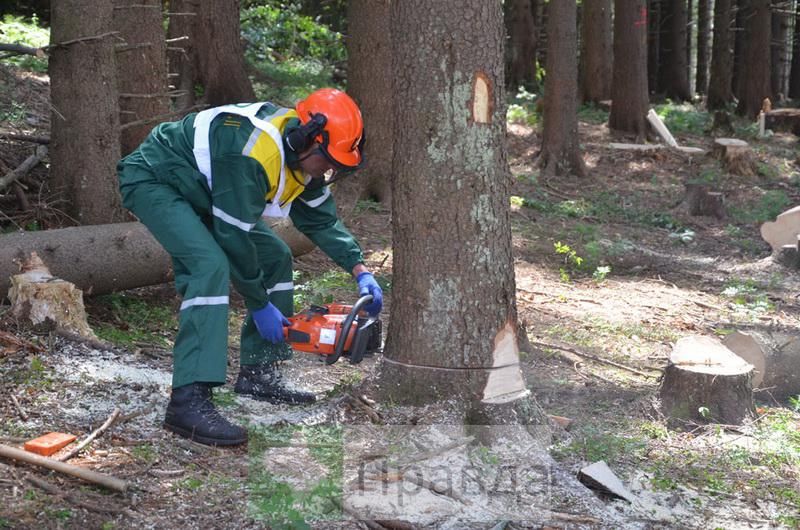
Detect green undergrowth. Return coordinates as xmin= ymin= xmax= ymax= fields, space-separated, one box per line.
xmin=0 ymin=15 xmax=49 ymax=73
xmin=91 ymin=292 xmax=177 ymax=348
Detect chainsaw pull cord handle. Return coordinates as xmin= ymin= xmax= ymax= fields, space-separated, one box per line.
xmin=327 ymin=294 xmax=373 ymax=365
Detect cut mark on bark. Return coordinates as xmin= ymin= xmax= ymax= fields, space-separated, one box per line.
xmin=471 ymin=72 xmax=492 ymax=124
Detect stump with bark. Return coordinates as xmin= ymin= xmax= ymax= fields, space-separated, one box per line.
xmin=711 ymin=138 xmax=757 ymax=176
xmin=659 ymin=335 xmax=756 ymax=426
xmin=764 ymin=108 xmax=800 ymax=136
xmin=685 ymin=182 xmax=726 ymax=219
xmin=8 ymin=252 xmax=96 ymax=338
xmin=723 ymin=329 xmax=800 ymax=401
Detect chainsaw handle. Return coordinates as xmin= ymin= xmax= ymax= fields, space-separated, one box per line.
xmin=327 ymin=294 xmax=373 ymax=365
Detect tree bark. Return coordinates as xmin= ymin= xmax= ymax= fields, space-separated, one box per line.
xmin=737 ymin=0 xmax=772 ymax=118
xmin=732 ymin=0 xmax=746 ymax=101
xmin=113 ymin=0 xmax=170 ymax=156
xmin=648 ymin=0 xmax=663 ymax=94
xmin=539 ymin=0 xmax=586 ymax=177
xmin=166 ymin=0 xmax=198 ymax=112
xmin=696 ymin=0 xmax=711 ymax=94
xmin=789 ymin=3 xmax=800 ymax=98
xmin=343 ymin=0 xmax=392 ymax=206
xmin=660 ymin=0 xmax=692 ymax=100
xmin=770 ymin=0 xmax=791 ymax=100
xmin=708 ymin=0 xmax=734 ymax=108
xmin=383 ymin=0 xmax=535 ymax=421
xmin=712 ymin=138 xmax=758 ymax=175
xmin=49 ymin=0 xmax=127 ymax=225
xmin=580 ymin=0 xmax=613 ymax=103
xmin=0 ymin=220 xmax=315 ymax=298
xmin=610 ymin=0 xmax=650 ymax=139
xmin=169 ymin=0 xmax=253 ymax=107
xmin=505 ymin=0 xmax=539 ymax=93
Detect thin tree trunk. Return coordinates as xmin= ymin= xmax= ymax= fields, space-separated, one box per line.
xmin=113 ymin=0 xmax=169 ymax=156
xmin=343 ymin=0 xmax=392 ymax=205
xmin=790 ymin=3 xmax=800 ymax=98
xmin=770 ymin=0 xmax=791 ymax=100
xmin=737 ymin=0 xmax=772 ymax=118
xmin=662 ymin=0 xmax=692 ymax=100
xmin=49 ymin=0 xmax=126 ymax=225
xmin=696 ymin=0 xmax=712 ymax=93
xmin=708 ymin=0 xmax=734 ymax=109
xmin=580 ymin=0 xmax=613 ymax=102
xmin=540 ymin=0 xmax=586 ymax=177
xmin=505 ymin=0 xmax=539 ymax=92
xmin=610 ymin=0 xmax=650 ymax=139
xmin=383 ymin=0 xmax=532 ymax=415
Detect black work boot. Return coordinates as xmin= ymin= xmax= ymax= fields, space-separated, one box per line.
xmin=234 ymin=363 xmax=317 ymax=405
xmin=163 ymin=383 xmax=247 ymax=446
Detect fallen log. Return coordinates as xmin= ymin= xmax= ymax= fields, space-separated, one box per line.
xmin=0 ymin=219 xmax=315 ymax=298
xmin=0 ymin=443 xmax=128 ymax=492
xmin=764 ymin=108 xmax=800 ymax=136
xmin=723 ymin=329 xmax=800 ymax=401
xmin=659 ymin=335 xmax=755 ymax=426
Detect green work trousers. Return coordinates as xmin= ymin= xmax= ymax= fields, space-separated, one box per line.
xmin=118 ymin=164 xmax=294 ymax=389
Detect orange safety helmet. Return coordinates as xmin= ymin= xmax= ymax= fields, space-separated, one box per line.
xmin=295 ymin=88 xmax=365 ymax=170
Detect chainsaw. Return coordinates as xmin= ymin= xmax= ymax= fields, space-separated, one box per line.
xmin=283 ymin=294 xmax=382 ymax=365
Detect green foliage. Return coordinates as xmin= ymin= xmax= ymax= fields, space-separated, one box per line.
xmin=0 ymin=15 xmax=49 ymax=72
xmin=578 ymin=103 xmax=609 ymax=124
xmin=353 ymin=199 xmax=382 ymax=214
xmin=506 ymin=86 xmax=540 ymax=126
xmin=730 ymin=189 xmax=791 ymax=225
xmin=293 ymin=270 xmax=353 ymax=312
xmin=721 ymin=278 xmax=773 ymax=313
xmin=92 ymin=293 xmax=176 ymax=348
xmin=654 ymin=101 xmax=710 ymax=135
xmin=241 ymin=2 xmax=345 ymax=104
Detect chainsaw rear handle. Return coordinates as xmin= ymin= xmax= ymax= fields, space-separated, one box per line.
xmin=327 ymin=294 xmax=373 ymax=365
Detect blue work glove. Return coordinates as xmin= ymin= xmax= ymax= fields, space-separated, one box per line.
xmin=252 ymin=302 xmax=290 ymax=343
xmin=356 ymin=272 xmax=383 ymax=316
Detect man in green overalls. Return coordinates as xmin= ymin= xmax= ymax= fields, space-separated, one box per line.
xmin=117 ymin=89 xmax=383 ymax=446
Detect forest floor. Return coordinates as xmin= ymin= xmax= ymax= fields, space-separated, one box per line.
xmin=1 ymin=62 xmax=800 ymax=529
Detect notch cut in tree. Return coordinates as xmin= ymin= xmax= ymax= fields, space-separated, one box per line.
xmin=723 ymin=329 xmax=800 ymax=401
xmin=659 ymin=335 xmax=756 ymax=427
xmin=0 ymin=220 xmax=315 ymax=298
xmin=711 ymin=138 xmax=757 ymax=176
xmin=685 ymin=182 xmax=726 ymax=219
xmin=8 ymin=252 xmax=96 ymax=339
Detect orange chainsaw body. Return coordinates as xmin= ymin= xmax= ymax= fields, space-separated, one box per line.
xmin=285 ymin=305 xmax=358 ymax=356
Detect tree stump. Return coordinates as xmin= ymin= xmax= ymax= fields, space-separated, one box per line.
xmin=8 ymin=252 xmax=96 ymax=339
xmin=760 ymin=205 xmax=800 ymax=254
xmin=659 ymin=335 xmax=755 ymax=426
xmin=723 ymin=330 xmax=800 ymax=401
xmin=764 ymin=108 xmax=800 ymax=136
xmin=685 ymin=183 xmax=726 ymax=219
xmin=711 ymin=138 xmax=757 ymax=176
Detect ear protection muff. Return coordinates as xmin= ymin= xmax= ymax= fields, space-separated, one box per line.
xmin=286 ymin=113 xmax=327 ymax=153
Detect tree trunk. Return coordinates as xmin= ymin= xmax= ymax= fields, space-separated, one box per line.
xmin=343 ymin=0 xmax=392 ymax=205
xmin=383 ymin=0 xmax=534 ymax=420
xmin=770 ymin=0 xmax=791 ymax=100
xmin=0 ymin=220 xmax=315 ymax=298
xmin=166 ymin=0 xmax=198 ymax=112
xmin=648 ymin=0 xmax=663 ymax=94
xmin=113 ymin=0 xmax=169 ymax=156
xmin=660 ymin=335 xmax=756 ymax=427
xmin=723 ymin=328 xmax=800 ymax=401
xmin=712 ymin=138 xmax=758 ymax=175
xmin=49 ymin=0 xmax=126 ymax=225
xmin=789 ymin=4 xmax=800 ymax=98
xmin=539 ymin=0 xmax=586 ymax=177
xmin=696 ymin=0 xmax=711 ymax=93
xmin=505 ymin=0 xmax=539 ymax=93
xmin=708 ymin=0 xmax=734 ymax=108
xmin=174 ymin=0 xmax=253 ymax=107
xmin=737 ymin=0 xmax=772 ymax=118
xmin=610 ymin=0 xmax=650 ymax=139
xmin=661 ymin=0 xmax=692 ymax=100
xmin=580 ymin=0 xmax=613 ymax=103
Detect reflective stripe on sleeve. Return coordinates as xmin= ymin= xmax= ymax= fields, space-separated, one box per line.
xmin=212 ymin=206 xmax=256 ymax=232
xmin=299 ymin=187 xmax=330 ymax=208
xmin=266 ymin=282 xmax=293 ymax=294
xmin=180 ymin=296 xmax=229 ymax=311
